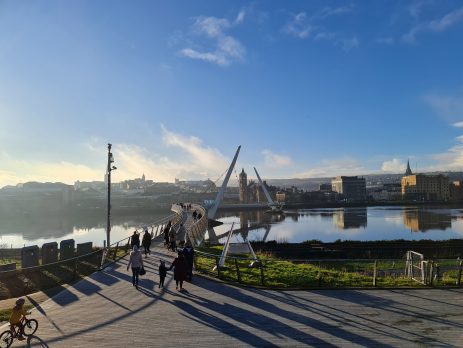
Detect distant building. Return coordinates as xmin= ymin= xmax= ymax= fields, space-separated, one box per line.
xmin=239 ymin=168 xmax=248 ymax=203
xmin=331 ymin=176 xmax=366 ymax=201
xmin=401 ymin=174 xmax=450 ymax=201
xmin=319 ymin=183 xmax=332 ymax=192
xmin=450 ymin=180 xmax=463 ymax=202
xmin=275 ymin=191 xmax=286 ymax=203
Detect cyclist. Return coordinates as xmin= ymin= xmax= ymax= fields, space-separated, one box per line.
xmin=9 ymin=298 xmax=30 ymax=341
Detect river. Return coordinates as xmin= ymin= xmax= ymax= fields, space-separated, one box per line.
xmin=1 ymin=206 xmax=463 ymax=248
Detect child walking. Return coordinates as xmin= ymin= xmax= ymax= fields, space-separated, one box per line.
xmin=159 ymin=260 xmax=167 ymax=288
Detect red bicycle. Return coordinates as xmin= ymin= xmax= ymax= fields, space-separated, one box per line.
xmin=0 ymin=316 xmax=38 ymax=348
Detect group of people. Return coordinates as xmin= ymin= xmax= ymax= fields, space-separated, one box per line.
xmin=130 ymin=229 xmax=152 ymax=258
xmin=127 ymin=244 xmax=195 ymax=291
xmin=192 ymin=210 xmax=202 ymax=221
xmin=126 ymin=220 xmax=195 ymax=291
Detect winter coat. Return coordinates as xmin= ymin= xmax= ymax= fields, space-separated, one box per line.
xmin=159 ymin=264 xmax=167 ymax=278
xmin=170 ymin=256 xmax=187 ymax=281
xmin=142 ymin=232 xmax=151 ymax=246
xmin=128 ymin=250 xmax=143 ymax=269
xmin=131 ymin=233 xmax=140 ymax=247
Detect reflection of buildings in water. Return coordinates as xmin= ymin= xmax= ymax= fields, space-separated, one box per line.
xmin=332 ymin=208 xmax=367 ymax=229
xmin=403 ymin=209 xmax=452 ymax=232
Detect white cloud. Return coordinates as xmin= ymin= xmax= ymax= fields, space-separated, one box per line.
xmin=402 ymin=6 xmax=463 ymax=43
xmin=314 ymin=32 xmax=336 ymax=41
xmin=295 ymin=157 xmax=367 ymax=178
xmin=342 ymin=37 xmax=359 ymax=51
xmin=319 ymin=4 xmax=354 ymax=18
xmin=180 ymin=11 xmax=246 ymax=67
xmin=453 ymin=121 xmax=463 ymax=128
xmin=284 ymin=12 xmax=313 ymax=39
xmin=381 ymin=158 xmax=406 ymax=173
xmin=261 ymin=150 xmax=293 ymax=169
xmin=424 ymin=93 xmax=463 ymax=119
xmin=0 ymin=127 xmax=233 ymax=187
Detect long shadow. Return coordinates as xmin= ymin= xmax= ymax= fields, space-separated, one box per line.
xmin=26 ymin=295 xmax=64 ymax=335
xmin=315 ymin=290 xmax=463 ymax=330
xmin=95 ymin=291 xmax=133 ymax=312
xmin=390 ymin=288 xmax=463 ymax=308
xmin=27 ymin=335 xmax=49 ymax=347
xmin=48 ymin=286 xmax=80 ymax=307
xmin=256 ymin=290 xmax=447 ymax=346
xmin=71 ymin=277 xmax=102 ymax=296
xmin=190 ymin=280 xmax=394 ymax=347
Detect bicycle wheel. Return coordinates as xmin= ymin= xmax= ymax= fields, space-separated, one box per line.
xmin=0 ymin=330 xmax=14 ymax=348
xmin=23 ymin=319 xmax=38 ymax=336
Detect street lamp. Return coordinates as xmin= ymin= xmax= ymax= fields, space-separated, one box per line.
xmin=107 ymin=143 xmax=117 ymax=247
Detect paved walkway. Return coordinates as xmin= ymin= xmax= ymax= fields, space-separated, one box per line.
xmin=3 ymin=237 xmax=461 ymax=347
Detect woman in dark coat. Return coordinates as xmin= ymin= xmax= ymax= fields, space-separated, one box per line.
xmin=130 ymin=231 xmax=140 ymax=249
xmin=169 ymin=251 xmax=188 ymax=290
xmin=141 ymin=229 xmax=151 ymax=258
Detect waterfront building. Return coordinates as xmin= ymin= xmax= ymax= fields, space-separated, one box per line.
xmin=449 ymin=181 xmax=463 ymax=202
xmin=401 ymin=174 xmax=450 ymax=201
xmin=331 ymin=176 xmax=366 ymax=202
xmin=239 ymin=168 xmax=248 ymax=203
xmin=319 ymin=183 xmax=332 ymax=192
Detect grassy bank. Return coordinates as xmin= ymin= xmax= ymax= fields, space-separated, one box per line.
xmin=195 ymin=246 xmax=461 ymax=288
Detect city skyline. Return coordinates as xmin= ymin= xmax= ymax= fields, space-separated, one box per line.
xmin=1 ymin=1 xmax=463 ymax=187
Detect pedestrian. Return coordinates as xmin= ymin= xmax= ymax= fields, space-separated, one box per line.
xmin=183 ymin=242 xmax=195 ymax=281
xmin=168 ymin=225 xmax=177 ymax=252
xmin=169 ymin=250 xmax=188 ymax=290
xmin=127 ymin=245 xmax=143 ymax=289
xmin=142 ymin=229 xmax=151 ymax=258
xmin=9 ymin=298 xmax=30 ymax=341
xmin=163 ymin=221 xmax=171 ymax=246
xmin=159 ymin=260 xmax=167 ymax=288
xmin=130 ymin=230 xmax=140 ymax=249
xmin=192 ymin=210 xmax=197 ymax=221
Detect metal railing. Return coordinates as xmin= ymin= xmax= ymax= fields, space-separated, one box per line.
xmin=194 ymin=250 xmax=463 ymax=288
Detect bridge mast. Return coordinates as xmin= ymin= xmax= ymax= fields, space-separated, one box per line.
xmin=253 ymin=167 xmax=275 ymax=205
xmin=207 ymin=145 xmax=241 ymax=220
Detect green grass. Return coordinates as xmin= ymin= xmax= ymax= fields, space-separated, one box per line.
xmin=0 ymin=304 xmax=33 ymax=323
xmin=195 ymin=247 xmax=441 ymax=288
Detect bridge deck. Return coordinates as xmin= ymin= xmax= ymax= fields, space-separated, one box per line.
xmin=7 ymin=236 xmax=463 ymax=347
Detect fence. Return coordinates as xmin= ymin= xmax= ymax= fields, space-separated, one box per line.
xmin=0 ymin=210 xmax=182 ymax=299
xmin=194 ymin=250 xmax=463 ymax=288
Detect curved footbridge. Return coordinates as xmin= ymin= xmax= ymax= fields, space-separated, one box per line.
xmin=9 ymin=205 xmax=463 ymax=347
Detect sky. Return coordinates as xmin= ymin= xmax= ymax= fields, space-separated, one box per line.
xmin=1 ymin=0 xmax=463 ymax=187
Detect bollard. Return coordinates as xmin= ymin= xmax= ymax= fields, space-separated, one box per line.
xmin=260 ymin=261 xmax=265 ymax=286
xmin=373 ymin=260 xmax=377 ymax=287
xmin=235 ymin=258 xmax=241 ymax=283
xmin=457 ymin=260 xmax=463 ymax=286
xmin=215 ymin=257 xmax=221 ymax=278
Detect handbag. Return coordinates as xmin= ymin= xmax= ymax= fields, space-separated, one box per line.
xmin=139 ymin=267 xmax=146 ymax=276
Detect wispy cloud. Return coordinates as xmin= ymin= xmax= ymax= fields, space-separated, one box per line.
xmin=294 ymin=157 xmax=367 ymax=178
xmin=402 ymin=6 xmax=463 ymax=43
xmin=284 ymin=12 xmax=313 ymax=39
xmin=283 ymin=8 xmax=358 ymax=51
xmin=180 ymin=11 xmax=246 ymax=67
xmin=424 ymin=92 xmax=463 ymax=120
xmin=381 ymin=158 xmax=406 ymax=173
xmin=261 ymin=150 xmax=293 ymax=169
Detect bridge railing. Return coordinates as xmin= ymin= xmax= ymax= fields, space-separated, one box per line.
xmin=194 ymin=251 xmax=463 ymax=288
xmin=0 ymin=211 xmax=184 ymax=299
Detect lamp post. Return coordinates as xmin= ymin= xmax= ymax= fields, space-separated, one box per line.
xmin=107 ymin=143 xmax=117 ymax=247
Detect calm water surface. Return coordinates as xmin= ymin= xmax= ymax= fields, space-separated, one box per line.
xmin=2 ymin=206 xmax=463 ymax=248
xmin=212 ymin=206 xmax=463 ymax=244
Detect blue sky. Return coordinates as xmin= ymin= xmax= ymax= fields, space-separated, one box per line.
xmin=1 ymin=0 xmax=463 ymax=187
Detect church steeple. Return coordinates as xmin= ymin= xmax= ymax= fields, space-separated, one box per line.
xmin=405 ymin=160 xmax=412 ymax=176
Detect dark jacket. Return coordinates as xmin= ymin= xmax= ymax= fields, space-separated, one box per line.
xmin=170 ymin=256 xmax=187 ymax=281
xmin=131 ymin=233 xmax=140 ymax=247
xmin=142 ymin=231 xmax=151 ymax=246
xmin=159 ymin=263 xmax=167 ymax=278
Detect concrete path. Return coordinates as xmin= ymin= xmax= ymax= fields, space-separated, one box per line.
xmin=6 ymin=241 xmax=463 ymax=347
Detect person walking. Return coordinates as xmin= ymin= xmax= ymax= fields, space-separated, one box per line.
xmin=158 ymin=260 xmax=167 ymax=288
xmin=127 ymin=245 xmax=143 ymax=289
xmin=169 ymin=251 xmax=188 ymax=290
xmin=142 ymin=229 xmax=151 ymax=258
xmin=168 ymin=225 xmax=177 ymax=252
xmin=183 ymin=242 xmax=195 ymax=281
xmin=163 ymin=221 xmax=171 ymax=246
xmin=130 ymin=231 xmax=140 ymax=249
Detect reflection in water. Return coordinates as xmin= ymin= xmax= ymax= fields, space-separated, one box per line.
xmin=332 ymin=208 xmax=367 ymax=230
xmin=403 ymin=208 xmax=452 ymax=232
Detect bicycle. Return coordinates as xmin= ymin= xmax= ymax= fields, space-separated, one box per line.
xmin=0 ymin=316 xmax=38 ymax=348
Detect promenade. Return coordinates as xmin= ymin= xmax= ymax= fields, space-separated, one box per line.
xmin=6 ymin=238 xmax=463 ymax=347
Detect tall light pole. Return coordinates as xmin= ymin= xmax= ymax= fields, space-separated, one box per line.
xmin=107 ymin=143 xmax=117 ymax=247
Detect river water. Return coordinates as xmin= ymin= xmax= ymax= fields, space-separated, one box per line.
xmin=1 ymin=206 xmax=463 ymax=248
